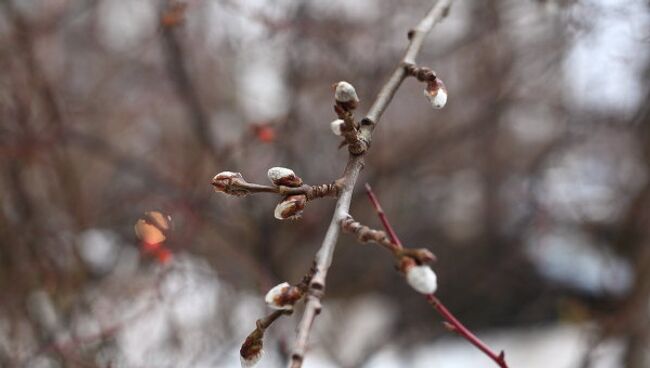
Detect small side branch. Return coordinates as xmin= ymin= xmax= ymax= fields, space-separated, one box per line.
xmin=340 ymin=215 xmax=398 ymax=253
xmin=427 ymin=294 xmax=508 ymax=368
xmin=240 ymin=310 xmax=291 ymax=366
xmin=212 ymin=170 xmax=342 ymax=220
xmin=240 ymin=264 xmax=316 ymax=366
xmin=212 ymin=171 xmax=341 ymax=199
xmin=364 ymin=184 xmax=509 ymax=368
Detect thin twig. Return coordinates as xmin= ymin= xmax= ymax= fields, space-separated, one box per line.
xmin=288 ymin=1 xmax=452 ymax=367
xmin=211 ymin=176 xmax=342 ymax=199
xmin=365 ymin=185 xmax=509 ymax=368
xmin=426 ymin=294 xmax=508 ymax=368
xmin=365 ymin=183 xmax=403 ymax=249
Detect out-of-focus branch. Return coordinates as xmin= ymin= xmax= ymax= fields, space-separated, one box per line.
xmin=287 ymin=2 xmax=452 ymax=367
xmin=159 ymin=1 xmax=220 ymax=163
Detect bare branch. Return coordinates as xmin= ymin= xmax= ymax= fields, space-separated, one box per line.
xmin=288 ymin=1 xmax=452 ymax=367
xmin=364 ymin=184 xmax=509 ymax=368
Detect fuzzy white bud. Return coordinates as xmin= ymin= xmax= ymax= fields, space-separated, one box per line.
xmin=212 ymin=171 xmax=243 ymax=192
xmin=406 ymin=264 xmax=438 ymax=294
xmin=330 ymin=119 xmax=344 ymax=136
xmin=274 ymin=195 xmax=306 ymax=220
xmin=240 ymin=350 xmax=263 ymax=368
xmin=424 ymin=79 xmax=448 ymax=109
xmin=334 ymin=81 xmax=359 ymax=104
xmin=264 ymin=282 xmax=300 ymax=310
xmin=267 ymin=167 xmax=302 ymax=187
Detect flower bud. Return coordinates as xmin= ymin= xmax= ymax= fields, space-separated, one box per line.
xmin=402 ymin=258 xmax=438 ymax=294
xmin=423 ymin=78 xmax=447 ymax=109
xmin=334 ymin=81 xmax=359 ymax=110
xmin=274 ymin=194 xmax=306 ymax=220
xmin=267 ymin=167 xmax=303 ymax=187
xmin=330 ymin=119 xmax=344 ymax=136
xmin=264 ymin=282 xmax=302 ymax=310
xmin=240 ymin=348 xmax=263 ymax=368
xmin=212 ymin=171 xmax=249 ymax=196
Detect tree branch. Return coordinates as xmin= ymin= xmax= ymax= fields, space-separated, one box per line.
xmin=364 ymin=185 xmax=509 ymax=368
xmin=288 ymin=1 xmax=452 ymax=367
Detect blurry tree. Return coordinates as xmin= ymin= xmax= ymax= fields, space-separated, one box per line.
xmin=0 ymin=0 xmax=649 ymax=367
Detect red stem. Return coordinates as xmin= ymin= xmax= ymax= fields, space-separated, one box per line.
xmin=364 ymin=183 xmax=509 ymax=368
xmin=427 ymin=294 xmax=508 ymax=368
xmin=364 ymin=183 xmax=403 ymax=249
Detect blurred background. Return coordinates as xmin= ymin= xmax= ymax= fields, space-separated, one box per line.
xmin=1 ymin=0 xmax=649 ymax=367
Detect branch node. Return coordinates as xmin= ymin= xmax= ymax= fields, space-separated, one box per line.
xmin=360 ymin=117 xmax=373 ymax=126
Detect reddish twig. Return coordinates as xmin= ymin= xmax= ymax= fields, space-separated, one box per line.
xmin=364 ymin=183 xmax=404 ymax=249
xmin=427 ymin=294 xmax=508 ymax=368
xmin=364 ymin=184 xmax=509 ymax=368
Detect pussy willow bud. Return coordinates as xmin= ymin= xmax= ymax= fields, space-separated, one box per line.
xmin=401 ymin=258 xmax=438 ymax=294
xmin=211 ymin=171 xmax=249 ymax=196
xmin=134 ymin=211 xmax=171 ymax=244
xmin=240 ymin=350 xmax=263 ymax=368
xmin=240 ymin=337 xmax=264 ymax=368
xmin=423 ymin=78 xmax=447 ymax=109
xmin=274 ymin=194 xmax=306 ymax=220
xmin=264 ymin=282 xmax=302 ymax=310
xmin=334 ymin=81 xmax=359 ymax=110
xmin=330 ymin=119 xmax=344 ymax=136
xmin=267 ymin=167 xmax=303 ymax=187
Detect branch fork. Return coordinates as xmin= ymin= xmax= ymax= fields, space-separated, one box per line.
xmin=212 ymin=169 xmax=343 ymax=220
xmin=215 ymin=1 xmax=456 ymax=366
xmin=362 ymin=184 xmax=509 ymax=368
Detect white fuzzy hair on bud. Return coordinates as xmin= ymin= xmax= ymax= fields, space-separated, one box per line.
xmin=267 ymin=167 xmax=302 ymax=187
xmin=406 ymin=264 xmax=438 ymax=294
xmin=214 ymin=171 xmax=239 ymax=179
xmin=240 ymin=350 xmax=263 ymax=368
xmin=334 ymin=81 xmax=359 ymax=103
xmin=267 ymin=167 xmax=294 ymax=183
xmin=424 ymin=79 xmax=448 ymax=109
xmin=330 ymin=119 xmax=344 ymax=136
xmin=264 ymin=282 xmax=293 ymax=310
xmin=212 ymin=171 xmax=243 ymax=192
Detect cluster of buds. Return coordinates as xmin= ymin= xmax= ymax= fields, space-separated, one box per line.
xmin=212 ymin=167 xmax=340 ymax=220
xmin=330 ymin=81 xmax=368 ymax=154
xmin=264 ymin=282 xmax=303 ymax=310
xmin=134 ymin=211 xmax=173 ymax=264
xmin=400 ymin=257 xmax=438 ymax=295
xmin=267 ymin=167 xmax=307 ymax=220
